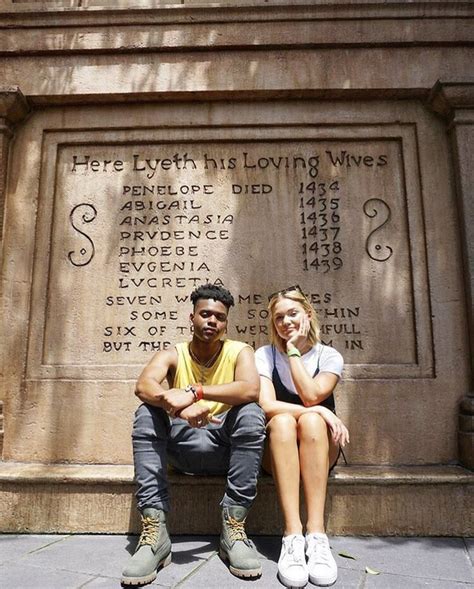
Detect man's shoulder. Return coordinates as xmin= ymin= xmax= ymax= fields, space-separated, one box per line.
xmin=222 ymin=339 xmax=253 ymax=359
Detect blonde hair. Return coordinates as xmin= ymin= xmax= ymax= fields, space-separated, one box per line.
xmin=268 ymin=288 xmax=321 ymax=353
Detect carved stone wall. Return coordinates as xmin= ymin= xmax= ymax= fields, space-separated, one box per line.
xmin=0 ymin=2 xmax=472 ymax=475
xmin=1 ymin=100 xmax=469 ymax=467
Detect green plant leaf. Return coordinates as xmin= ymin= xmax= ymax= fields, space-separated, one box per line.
xmin=365 ymin=566 xmax=380 ymax=575
xmin=338 ymin=551 xmax=357 ymax=560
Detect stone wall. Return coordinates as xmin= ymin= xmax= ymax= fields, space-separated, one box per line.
xmin=0 ymin=0 xmax=472 ymax=532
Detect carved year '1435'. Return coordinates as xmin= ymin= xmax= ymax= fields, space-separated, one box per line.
xmin=299 ymin=180 xmax=343 ymax=273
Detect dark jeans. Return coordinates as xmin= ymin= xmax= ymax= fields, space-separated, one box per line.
xmin=132 ymin=402 xmax=266 ymax=512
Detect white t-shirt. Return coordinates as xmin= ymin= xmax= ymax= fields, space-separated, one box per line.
xmin=255 ymin=343 xmax=343 ymax=397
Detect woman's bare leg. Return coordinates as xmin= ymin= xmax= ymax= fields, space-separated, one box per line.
xmin=267 ymin=413 xmax=302 ymax=536
xmin=297 ymin=412 xmax=339 ymax=534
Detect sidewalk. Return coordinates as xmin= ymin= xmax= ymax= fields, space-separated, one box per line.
xmin=0 ymin=533 xmax=472 ymax=588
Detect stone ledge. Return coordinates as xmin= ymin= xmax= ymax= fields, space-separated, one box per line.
xmin=0 ymin=462 xmax=472 ymax=536
xmin=0 ymin=461 xmax=472 ymax=486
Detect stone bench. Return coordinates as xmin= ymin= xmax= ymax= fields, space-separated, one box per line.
xmin=0 ymin=462 xmax=472 ymax=536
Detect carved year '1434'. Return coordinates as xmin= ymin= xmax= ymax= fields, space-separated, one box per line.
xmin=299 ymin=180 xmax=343 ymax=273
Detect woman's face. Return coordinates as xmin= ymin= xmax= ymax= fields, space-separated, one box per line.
xmin=272 ymin=297 xmax=310 ymax=341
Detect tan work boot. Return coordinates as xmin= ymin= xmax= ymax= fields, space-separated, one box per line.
xmin=121 ymin=508 xmax=172 ymax=586
xmin=219 ymin=506 xmax=262 ymax=578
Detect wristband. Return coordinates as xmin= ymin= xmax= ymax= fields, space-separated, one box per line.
xmin=193 ymin=383 xmax=204 ymax=401
xmin=287 ymin=348 xmax=302 ymax=358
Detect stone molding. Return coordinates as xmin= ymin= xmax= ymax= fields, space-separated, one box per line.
xmin=428 ymin=81 xmax=474 ymax=123
xmin=0 ymin=2 xmax=473 ymax=54
xmin=0 ymin=87 xmax=30 ymax=135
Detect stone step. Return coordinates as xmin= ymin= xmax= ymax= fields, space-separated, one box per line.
xmin=0 ymin=462 xmax=472 ymax=536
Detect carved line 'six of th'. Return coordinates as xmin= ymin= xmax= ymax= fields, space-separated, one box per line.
xmin=68 ymin=203 xmax=97 ymax=267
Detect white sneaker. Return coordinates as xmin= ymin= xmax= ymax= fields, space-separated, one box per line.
xmin=306 ymin=533 xmax=338 ymax=586
xmin=277 ymin=534 xmax=308 ymax=588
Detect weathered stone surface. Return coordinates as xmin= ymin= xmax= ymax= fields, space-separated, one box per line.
xmin=2 ymin=100 xmax=468 ymax=466
xmin=0 ymin=2 xmax=472 ymax=534
xmin=0 ymin=463 xmax=471 ymax=535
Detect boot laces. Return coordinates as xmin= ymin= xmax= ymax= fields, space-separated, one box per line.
xmin=227 ymin=516 xmax=248 ymax=543
xmin=138 ymin=515 xmax=159 ymax=548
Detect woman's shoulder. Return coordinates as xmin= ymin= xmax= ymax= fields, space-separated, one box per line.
xmin=316 ymin=342 xmax=344 ymax=372
xmin=255 ymin=344 xmax=273 ymax=359
xmin=317 ymin=342 xmax=343 ymax=357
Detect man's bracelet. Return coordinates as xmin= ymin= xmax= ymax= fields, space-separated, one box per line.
xmin=287 ymin=348 xmax=302 ymax=358
xmin=185 ymin=384 xmax=198 ymax=401
xmin=193 ymin=383 xmax=204 ymax=401
xmin=185 ymin=383 xmax=204 ymax=402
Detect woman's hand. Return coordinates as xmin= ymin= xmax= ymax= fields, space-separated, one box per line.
xmin=286 ymin=313 xmax=311 ymax=352
xmin=308 ymin=406 xmax=350 ymax=447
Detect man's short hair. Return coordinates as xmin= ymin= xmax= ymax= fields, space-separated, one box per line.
xmin=190 ymin=283 xmax=235 ymax=310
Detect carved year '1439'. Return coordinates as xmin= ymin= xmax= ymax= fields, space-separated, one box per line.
xmin=299 ymin=180 xmax=343 ymax=273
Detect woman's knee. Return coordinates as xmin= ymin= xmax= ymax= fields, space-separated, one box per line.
xmin=267 ymin=413 xmax=298 ymax=442
xmin=297 ymin=412 xmax=328 ymax=442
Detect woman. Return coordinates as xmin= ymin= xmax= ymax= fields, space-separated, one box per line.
xmin=255 ymin=286 xmax=349 ymax=588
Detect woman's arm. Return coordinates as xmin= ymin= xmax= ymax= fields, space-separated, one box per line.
xmin=289 ymin=361 xmax=339 ymax=408
xmin=258 ymin=375 xmax=312 ymax=420
xmin=259 ymin=376 xmax=349 ymax=446
xmin=286 ymin=314 xmax=340 ymax=406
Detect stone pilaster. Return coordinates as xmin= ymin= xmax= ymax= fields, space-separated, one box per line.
xmin=0 ymin=88 xmax=30 ymax=246
xmin=429 ymin=81 xmax=474 ymax=469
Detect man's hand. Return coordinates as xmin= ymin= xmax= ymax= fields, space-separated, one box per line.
xmin=179 ymin=403 xmax=222 ymax=428
xmin=159 ymin=388 xmax=194 ymax=416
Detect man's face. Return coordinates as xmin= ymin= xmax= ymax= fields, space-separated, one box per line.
xmin=190 ymin=298 xmax=228 ymax=343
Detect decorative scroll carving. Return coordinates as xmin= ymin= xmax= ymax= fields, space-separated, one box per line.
xmin=363 ymin=198 xmax=393 ymax=262
xmin=68 ymin=203 xmax=97 ymax=267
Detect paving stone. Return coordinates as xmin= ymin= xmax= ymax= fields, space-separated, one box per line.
xmin=365 ymin=572 xmax=474 ymax=588
xmin=465 ymin=538 xmax=474 ymax=566
xmin=146 ymin=536 xmax=218 ymax=587
xmin=329 ymin=536 xmax=474 ymax=583
xmin=24 ymin=534 xmax=131 ymax=578
xmin=0 ymin=561 xmax=93 ymax=589
xmin=0 ymin=534 xmax=69 ymax=564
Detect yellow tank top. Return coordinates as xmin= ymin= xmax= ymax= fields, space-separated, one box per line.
xmin=173 ymin=339 xmax=250 ymax=417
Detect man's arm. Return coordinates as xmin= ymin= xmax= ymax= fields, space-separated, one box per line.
xmin=135 ymin=348 xmax=195 ymax=414
xmin=198 ymin=346 xmax=260 ymax=406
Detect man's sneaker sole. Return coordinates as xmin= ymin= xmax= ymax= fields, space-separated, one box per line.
xmin=121 ymin=552 xmax=171 ymax=586
xmin=219 ymin=547 xmax=262 ymax=578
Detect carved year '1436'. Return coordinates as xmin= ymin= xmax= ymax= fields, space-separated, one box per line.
xmin=299 ymin=180 xmax=343 ymax=273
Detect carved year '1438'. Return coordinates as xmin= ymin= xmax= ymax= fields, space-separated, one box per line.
xmin=299 ymin=180 xmax=343 ymax=273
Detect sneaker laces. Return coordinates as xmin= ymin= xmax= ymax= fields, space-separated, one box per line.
xmin=226 ymin=515 xmax=248 ymax=543
xmin=307 ymin=535 xmax=332 ymax=565
xmin=284 ymin=536 xmax=306 ymax=566
xmin=138 ymin=515 xmax=159 ymax=548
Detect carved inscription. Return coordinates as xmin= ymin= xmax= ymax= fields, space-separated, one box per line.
xmin=42 ymin=139 xmax=415 ymax=366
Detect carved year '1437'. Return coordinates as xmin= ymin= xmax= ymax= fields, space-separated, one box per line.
xmin=299 ymin=180 xmax=343 ymax=273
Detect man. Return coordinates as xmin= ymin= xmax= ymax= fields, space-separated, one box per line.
xmin=122 ymin=283 xmax=266 ymax=586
